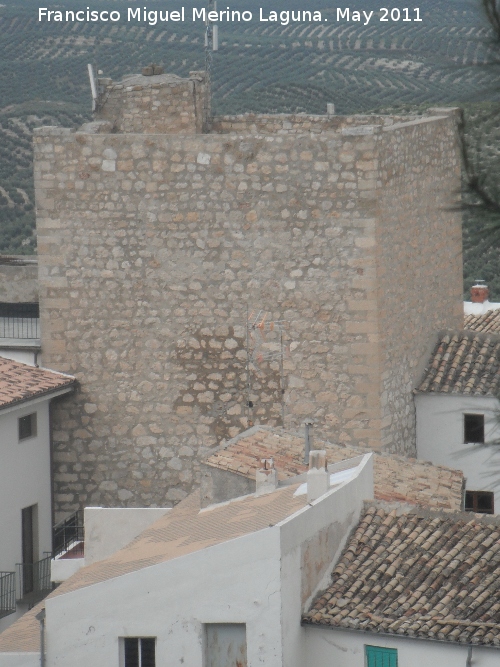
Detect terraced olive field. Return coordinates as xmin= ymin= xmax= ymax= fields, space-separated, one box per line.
xmin=1 ymin=0 xmax=500 ymax=297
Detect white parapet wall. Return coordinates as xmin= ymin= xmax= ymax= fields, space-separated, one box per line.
xmin=84 ymin=507 xmax=172 ymax=565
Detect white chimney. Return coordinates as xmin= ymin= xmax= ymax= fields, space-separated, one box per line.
xmin=256 ymin=458 xmax=278 ymax=496
xmin=307 ymin=450 xmax=329 ymax=503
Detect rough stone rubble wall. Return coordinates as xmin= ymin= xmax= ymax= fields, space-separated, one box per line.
xmin=0 ymin=260 xmax=38 ymax=302
xmin=375 ymin=115 xmax=463 ymax=454
xmin=33 ymin=99 xmax=462 ymax=515
xmin=95 ymin=72 xmax=207 ymax=134
xmin=35 ymin=126 xmax=387 ymax=516
xmin=211 ymin=113 xmax=420 ymax=135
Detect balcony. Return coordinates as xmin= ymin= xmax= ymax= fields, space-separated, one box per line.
xmin=51 ymin=511 xmax=85 ymax=583
xmin=53 ymin=510 xmax=84 ymax=559
xmin=0 ymin=572 xmax=16 ymax=618
xmin=0 ymin=302 xmax=40 ymax=341
xmin=16 ymin=555 xmax=52 ymax=604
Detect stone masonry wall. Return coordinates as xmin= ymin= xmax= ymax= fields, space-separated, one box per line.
xmin=95 ymin=72 xmax=207 ymax=134
xmin=0 ymin=257 xmax=38 ymax=302
xmin=34 ymin=99 xmax=462 ymax=515
xmin=376 ymin=114 xmax=463 ymax=452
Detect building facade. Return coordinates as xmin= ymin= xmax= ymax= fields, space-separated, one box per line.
xmin=34 ymin=71 xmax=463 ymax=514
xmin=0 ymin=358 xmax=74 ymax=632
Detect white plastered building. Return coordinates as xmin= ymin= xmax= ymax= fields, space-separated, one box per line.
xmin=0 ymin=357 xmax=74 ymax=632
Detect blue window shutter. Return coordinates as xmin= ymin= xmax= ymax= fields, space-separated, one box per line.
xmin=365 ymin=645 xmax=398 ymax=667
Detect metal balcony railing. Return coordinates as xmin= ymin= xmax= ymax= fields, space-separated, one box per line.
xmin=16 ymin=556 xmax=52 ymax=603
xmin=53 ymin=510 xmax=84 ymax=559
xmin=0 ymin=302 xmax=40 ymax=339
xmin=0 ymin=572 xmax=16 ymax=618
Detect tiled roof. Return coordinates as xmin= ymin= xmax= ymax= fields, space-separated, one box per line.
xmin=0 ymin=357 xmax=75 ymax=409
xmin=0 ymin=485 xmax=307 ymax=653
xmin=303 ymin=504 xmax=500 ymax=646
xmin=205 ymin=427 xmax=464 ymax=511
xmin=416 ymin=330 xmax=500 ymax=395
xmin=465 ymin=309 xmax=500 ymax=335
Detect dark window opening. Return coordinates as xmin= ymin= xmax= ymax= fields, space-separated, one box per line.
xmin=464 ymin=413 xmax=484 ymax=443
xmin=18 ymin=413 xmax=37 ymax=441
xmin=123 ymin=638 xmax=155 ymax=667
xmin=465 ymin=490 xmax=494 ymax=514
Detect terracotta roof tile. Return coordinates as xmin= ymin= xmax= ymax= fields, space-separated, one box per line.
xmin=205 ymin=427 xmax=464 ymax=511
xmin=0 ymin=485 xmax=307 ymax=653
xmin=303 ymin=504 xmax=500 ymax=646
xmin=465 ymin=310 xmax=500 ymax=335
xmin=0 ymin=357 xmax=75 ymax=409
xmin=416 ymin=330 xmax=500 ymax=396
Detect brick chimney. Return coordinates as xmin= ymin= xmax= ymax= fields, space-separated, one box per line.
xmin=470 ymin=281 xmax=489 ymax=304
xmin=255 ymin=458 xmax=278 ymax=496
xmin=307 ymin=450 xmax=329 ymax=503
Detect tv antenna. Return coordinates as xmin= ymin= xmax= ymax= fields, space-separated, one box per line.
xmin=246 ymin=309 xmax=289 ymax=425
xmin=87 ymin=63 xmax=98 ymax=112
xmin=204 ymin=0 xmax=218 ymax=130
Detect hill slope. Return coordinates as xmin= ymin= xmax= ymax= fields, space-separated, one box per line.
xmin=1 ymin=0 xmax=499 ymax=298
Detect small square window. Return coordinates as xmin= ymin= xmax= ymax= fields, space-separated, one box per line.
xmin=18 ymin=413 xmax=37 ymax=441
xmin=122 ymin=637 xmax=155 ymax=667
xmin=464 ymin=414 xmax=484 ymax=443
xmin=465 ymin=490 xmax=494 ymax=514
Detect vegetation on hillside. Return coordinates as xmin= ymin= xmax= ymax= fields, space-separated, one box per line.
xmin=0 ymin=0 xmax=499 ymax=299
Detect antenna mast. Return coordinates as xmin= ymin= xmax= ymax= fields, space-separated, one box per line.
xmin=204 ymin=0 xmax=218 ymax=131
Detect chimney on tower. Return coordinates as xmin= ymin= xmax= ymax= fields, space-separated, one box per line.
xmin=470 ymin=281 xmax=489 ymax=304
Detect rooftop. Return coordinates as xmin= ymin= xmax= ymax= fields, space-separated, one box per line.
xmin=465 ymin=309 xmax=500 ymax=335
xmin=205 ymin=426 xmax=464 ymax=511
xmin=0 ymin=484 xmax=307 ymax=653
xmin=304 ymin=504 xmax=500 ymax=646
xmin=416 ymin=330 xmax=500 ymax=396
xmin=0 ymin=357 xmax=75 ymax=410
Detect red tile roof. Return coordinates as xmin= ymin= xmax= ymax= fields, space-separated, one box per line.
xmin=0 ymin=486 xmax=307 ymax=653
xmin=416 ymin=330 xmax=500 ymax=395
xmin=0 ymin=357 xmax=75 ymax=409
xmin=465 ymin=309 xmax=500 ymax=334
xmin=204 ymin=426 xmax=464 ymax=511
xmin=304 ymin=504 xmax=500 ymax=646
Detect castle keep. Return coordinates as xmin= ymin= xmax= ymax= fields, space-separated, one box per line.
xmin=34 ymin=71 xmax=463 ymax=516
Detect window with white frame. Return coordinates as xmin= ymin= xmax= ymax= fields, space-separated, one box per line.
xmin=122 ymin=637 xmax=155 ymax=667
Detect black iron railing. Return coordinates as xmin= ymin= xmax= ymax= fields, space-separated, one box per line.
xmin=0 ymin=302 xmax=40 ymax=339
xmin=16 ymin=556 xmax=51 ymax=602
xmin=0 ymin=572 xmax=16 ymax=618
xmin=53 ymin=510 xmax=84 ymax=558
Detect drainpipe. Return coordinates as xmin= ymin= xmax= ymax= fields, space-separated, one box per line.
xmin=466 ymin=646 xmax=473 ymax=667
xmin=35 ymin=608 xmax=46 ymax=667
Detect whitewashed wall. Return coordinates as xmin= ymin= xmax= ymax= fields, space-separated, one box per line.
xmin=0 ymin=397 xmax=53 ymax=633
xmin=45 ymin=528 xmax=283 ymax=667
xmin=279 ymin=454 xmax=374 ymax=667
xmin=0 ymin=349 xmax=39 ymax=367
xmin=84 ymin=507 xmax=172 ymax=565
xmin=36 ymin=455 xmax=374 ymax=666
xmin=305 ymin=625 xmax=500 ymax=667
xmin=416 ymin=394 xmax=500 ymax=508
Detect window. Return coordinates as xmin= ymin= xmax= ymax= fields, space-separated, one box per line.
xmin=365 ymin=645 xmax=398 ymax=667
xmin=465 ymin=491 xmax=494 ymax=514
xmin=18 ymin=413 xmax=37 ymax=441
xmin=464 ymin=414 xmax=484 ymax=443
xmin=122 ymin=638 xmax=155 ymax=667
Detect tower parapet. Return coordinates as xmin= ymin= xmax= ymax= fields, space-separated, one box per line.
xmin=94 ymin=70 xmax=209 ymax=134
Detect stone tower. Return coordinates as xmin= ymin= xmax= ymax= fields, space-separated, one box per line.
xmin=34 ymin=72 xmax=463 ymax=517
